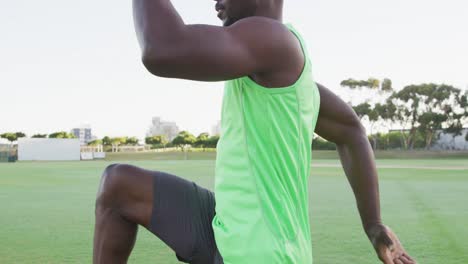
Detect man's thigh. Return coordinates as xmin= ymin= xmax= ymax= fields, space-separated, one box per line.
xmin=148 ymin=169 xmax=222 ymax=264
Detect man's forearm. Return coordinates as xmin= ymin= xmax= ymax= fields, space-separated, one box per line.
xmin=336 ymin=133 xmax=382 ymax=230
xmin=132 ymin=0 xmax=185 ymax=55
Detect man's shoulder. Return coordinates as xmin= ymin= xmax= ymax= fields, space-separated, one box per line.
xmin=227 ymin=17 xmax=302 ymax=66
xmin=228 ymin=17 xmax=291 ymax=41
xmin=230 ymin=16 xmax=286 ymax=29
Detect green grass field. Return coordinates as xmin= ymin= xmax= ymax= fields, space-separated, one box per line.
xmin=1 ymin=156 xmax=467 ymax=263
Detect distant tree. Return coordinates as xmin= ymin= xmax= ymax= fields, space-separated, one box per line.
xmin=374 ymin=101 xmax=396 ymax=131
xmin=110 ymin=137 xmax=127 ymax=152
xmin=340 ymin=78 xmax=380 ymax=90
xmin=205 ymin=135 xmax=220 ymax=148
xmin=389 ymin=85 xmax=425 ymax=149
xmin=16 ymin=132 xmax=26 ymax=139
xmin=340 ymin=78 xmax=368 ymax=89
xmin=110 ymin=137 xmax=127 ymax=146
xmin=353 ymin=103 xmax=372 ymax=120
xmin=145 ymin=137 xmax=153 ymax=145
xmin=341 ymin=77 xmax=393 ymax=106
xmin=145 ymin=135 xmax=168 ymax=145
xmin=424 ymin=85 xmax=466 ymax=148
xmin=373 ymin=101 xmax=397 ymax=147
xmin=381 ymin=78 xmax=393 ymax=92
xmin=387 ymin=132 xmax=404 ymax=149
xmin=172 ymin=131 xmax=196 ymax=150
xmin=352 ymin=103 xmax=380 ymax=149
xmin=390 ymin=83 xmax=466 ymax=149
xmin=194 ymin=132 xmax=210 ymax=150
xmin=367 ymin=78 xmax=380 ymax=90
xmin=444 ymin=90 xmax=468 ymax=141
xmin=102 ymin=136 xmax=112 ymax=146
xmin=32 ymin=134 xmax=47 ymax=138
xmin=126 ymin=137 xmax=139 ymax=146
xmin=49 ymin=131 xmax=75 ymax=139
xmin=377 ymin=132 xmax=404 ymax=150
xmin=418 ymin=112 xmax=446 ymax=149
xmin=1 ymin=133 xmax=15 ymax=143
xmin=88 ymin=139 xmax=102 ymax=146
xmin=462 ymin=92 xmax=468 ymax=135
xmin=1 ymin=132 xmax=26 ymax=144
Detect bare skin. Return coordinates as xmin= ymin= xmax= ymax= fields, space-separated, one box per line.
xmin=93 ymin=0 xmax=417 ymax=263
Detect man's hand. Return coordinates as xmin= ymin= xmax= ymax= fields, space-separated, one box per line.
xmin=366 ymin=224 xmax=416 ymax=264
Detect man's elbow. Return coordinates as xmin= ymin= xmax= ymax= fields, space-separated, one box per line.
xmin=141 ymin=49 xmax=176 ymax=78
xmin=141 ymin=46 xmax=180 ymax=78
xmin=340 ymin=118 xmax=368 ymax=146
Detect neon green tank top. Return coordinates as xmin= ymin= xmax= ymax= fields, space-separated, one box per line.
xmin=212 ymin=24 xmax=321 ymax=264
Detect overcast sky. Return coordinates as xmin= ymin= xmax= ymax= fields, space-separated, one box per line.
xmin=1 ymin=0 xmax=467 ymax=139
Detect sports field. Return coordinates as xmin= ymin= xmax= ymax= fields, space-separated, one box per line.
xmin=1 ymin=156 xmax=467 ymax=263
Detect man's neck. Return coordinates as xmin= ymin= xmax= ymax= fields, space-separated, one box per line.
xmin=255 ymin=1 xmax=283 ymax=22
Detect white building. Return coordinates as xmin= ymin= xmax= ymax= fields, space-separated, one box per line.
xmin=147 ymin=117 xmax=180 ymax=141
xmin=18 ymin=138 xmax=81 ymax=161
xmin=71 ymin=125 xmax=95 ymax=145
xmin=211 ymin=120 xmax=221 ymax=136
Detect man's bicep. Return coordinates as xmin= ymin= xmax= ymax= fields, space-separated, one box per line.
xmin=315 ymin=83 xmax=364 ymax=144
xmin=142 ymin=18 xmax=288 ymax=81
xmin=144 ymin=24 xmax=255 ymax=81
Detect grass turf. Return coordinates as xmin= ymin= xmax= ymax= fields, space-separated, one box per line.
xmin=0 ymin=159 xmax=467 ymax=263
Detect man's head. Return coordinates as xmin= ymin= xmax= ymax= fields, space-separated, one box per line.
xmin=215 ymin=0 xmax=283 ymax=27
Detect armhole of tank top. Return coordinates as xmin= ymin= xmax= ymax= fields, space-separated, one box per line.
xmin=285 ymin=23 xmax=310 ymax=69
xmin=241 ymin=24 xmax=310 ymax=94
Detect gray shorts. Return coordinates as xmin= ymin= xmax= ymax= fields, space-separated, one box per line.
xmin=148 ymin=171 xmax=224 ymax=264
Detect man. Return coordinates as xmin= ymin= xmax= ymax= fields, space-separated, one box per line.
xmin=93 ymin=0 xmax=416 ymax=263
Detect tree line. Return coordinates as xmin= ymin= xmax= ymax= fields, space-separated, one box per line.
xmin=88 ymin=131 xmax=220 ymax=151
xmin=0 ymin=131 xmax=75 ymax=144
xmin=337 ymin=79 xmax=467 ymax=150
xmin=0 ymin=130 xmax=220 ymax=151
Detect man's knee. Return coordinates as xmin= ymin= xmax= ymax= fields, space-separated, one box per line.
xmin=96 ymin=163 xmax=154 ymax=226
xmin=96 ymin=164 xmax=134 ymax=209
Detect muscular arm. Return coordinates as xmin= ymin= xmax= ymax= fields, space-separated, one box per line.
xmin=315 ymin=84 xmax=416 ymax=264
xmin=314 ymin=83 xmax=381 ymax=229
xmin=132 ymin=0 xmax=298 ymax=81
